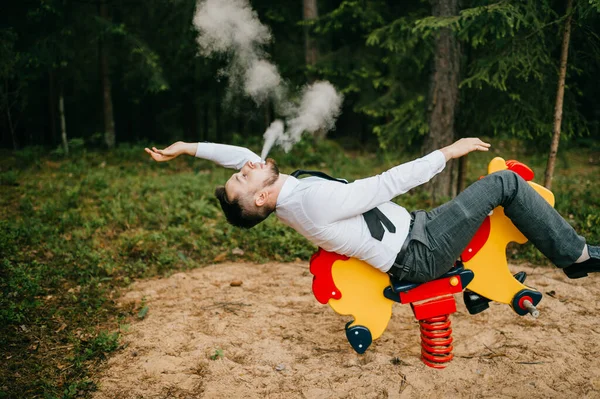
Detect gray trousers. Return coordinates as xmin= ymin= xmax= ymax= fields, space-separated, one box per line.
xmin=402 ymin=170 xmax=586 ymax=283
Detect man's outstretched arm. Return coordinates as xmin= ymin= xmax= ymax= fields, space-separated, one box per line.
xmin=145 ymin=141 xmax=261 ymax=170
xmin=303 ymin=138 xmax=491 ymax=224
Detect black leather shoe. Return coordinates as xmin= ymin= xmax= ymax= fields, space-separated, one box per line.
xmin=463 ymin=290 xmax=491 ymax=315
xmin=463 ymin=272 xmax=527 ymax=315
xmin=563 ymin=245 xmax=600 ymax=279
xmin=563 ymin=257 xmax=600 ymax=279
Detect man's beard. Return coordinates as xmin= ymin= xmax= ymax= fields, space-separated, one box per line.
xmin=262 ymin=158 xmax=280 ymax=187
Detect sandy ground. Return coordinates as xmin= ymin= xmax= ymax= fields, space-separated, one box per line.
xmin=92 ymin=261 xmax=600 ymax=399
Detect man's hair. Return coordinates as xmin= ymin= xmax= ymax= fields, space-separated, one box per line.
xmin=214 ymin=186 xmax=274 ymax=229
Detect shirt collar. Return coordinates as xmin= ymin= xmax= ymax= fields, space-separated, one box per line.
xmin=276 ymin=175 xmax=299 ymax=208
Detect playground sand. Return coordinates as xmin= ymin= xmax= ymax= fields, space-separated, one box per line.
xmin=92 ymin=261 xmax=600 ymax=399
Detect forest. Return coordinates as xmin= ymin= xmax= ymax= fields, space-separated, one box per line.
xmin=3 ymin=1 xmax=600 ymax=171
xmin=1 ymin=0 xmax=600 ymax=397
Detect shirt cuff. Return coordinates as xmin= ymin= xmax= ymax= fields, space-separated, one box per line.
xmin=428 ymin=150 xmax=447 ymax=174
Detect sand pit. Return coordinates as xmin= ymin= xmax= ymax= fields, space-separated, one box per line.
xmin=92 ymin=261 xmax=600 ymax=398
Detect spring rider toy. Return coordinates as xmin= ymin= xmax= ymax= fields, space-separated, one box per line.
xmin=309 ymin=157 xmax=554 ymax=368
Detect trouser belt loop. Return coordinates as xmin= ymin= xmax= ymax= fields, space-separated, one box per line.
xmin=389 ymin=215 xmax=415 ymax=280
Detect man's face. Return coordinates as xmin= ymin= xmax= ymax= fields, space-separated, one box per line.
xmin=224 ymin=159 xmax=279 ymax=202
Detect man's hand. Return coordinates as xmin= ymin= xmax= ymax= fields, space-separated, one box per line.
xmin=440 ymin=138 xmax=491 ymax=161
xmin=144 ymin=141 xmax=196 ymax=162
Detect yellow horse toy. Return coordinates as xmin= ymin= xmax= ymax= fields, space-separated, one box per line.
xmin=310 ymin=157 xmax=554 ymax=368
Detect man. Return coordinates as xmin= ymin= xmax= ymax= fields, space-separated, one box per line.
xmin=144 ymin=139 xmax=600 ymax=282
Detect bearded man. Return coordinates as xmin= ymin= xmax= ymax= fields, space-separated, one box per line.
xmin=145 ymin=139 xmax=599 ymax=282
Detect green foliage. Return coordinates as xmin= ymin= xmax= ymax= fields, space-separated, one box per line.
xmin=0 ymin=28 xmax=19 ymax=78
xmin=210 ymin=348 xmax=223 ymax=360
xmin=75 ymin=331 xmax=120 ymax=363
xmin=63 ymin=379 xmax=96 ymax=399
xmin=105 ymin=19 xmax=169 ymax=94
xmin=0 ymin=170 xmax=18 ymax=186
xmin=210 ymin=348 xmax=224 ymax=360
xmin=371 ymin=94 xmax=429 ymax=150
xmin=0 ymin=258 xmax=43 ymax=325
xmin=137 ymin=305 xmax=149 ymax=320
xmin=311 ymin=0 xmax=600 ymax=149
xmin=313 ymin=0 xmax=386 ymax=34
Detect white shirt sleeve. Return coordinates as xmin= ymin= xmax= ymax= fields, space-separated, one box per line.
xmin=194 ymin=143 xmax=262 ymax=170
xmin=302 ymin=150 xmax=446 ymax=224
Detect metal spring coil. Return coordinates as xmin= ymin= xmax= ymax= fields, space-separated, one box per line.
xmin=419 ymin=314 xmax=454 ymax=368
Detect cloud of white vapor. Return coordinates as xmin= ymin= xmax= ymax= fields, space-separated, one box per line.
xmin=244 ymin=60 xmax=282 ymax=104
xmin=260 ymin=120 xmax=284 ymax=160
xmin=193 ymin=0 xmax=270 ymax=54
xmin=260 ymin=82 xmax=344 ymax=158
xmin=193 ymin=0 xmax=344 ymax=160
xmin=193 ymin=0 xmax=282 ymax=104
xmin=284 ymin=81 xmax=343 ymax=149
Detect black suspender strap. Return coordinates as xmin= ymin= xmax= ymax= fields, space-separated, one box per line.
xmin=291 ymin=169 xmax=395 ymax=241
xmin=291 ymin=169 xmax=348 ymax=184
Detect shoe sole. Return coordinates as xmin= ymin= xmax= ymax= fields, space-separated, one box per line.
xmin=565 ymin=271 xmax=588 ymax=279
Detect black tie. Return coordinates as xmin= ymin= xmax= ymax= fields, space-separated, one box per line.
xmin=290 ymin=169 xmax=396 ymax=241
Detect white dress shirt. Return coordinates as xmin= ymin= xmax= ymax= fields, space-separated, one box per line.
xmin=196 ymin=142 xmax=446 ymax=272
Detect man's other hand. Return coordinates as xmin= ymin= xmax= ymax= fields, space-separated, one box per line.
xmin=440 ymin=138 xmax=491 ymax=161
xmin=145 ymin=141 xmax=194 ymax=162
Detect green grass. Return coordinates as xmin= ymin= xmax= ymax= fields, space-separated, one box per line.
xmin=0 ymin=138 xmax=598 ymax=398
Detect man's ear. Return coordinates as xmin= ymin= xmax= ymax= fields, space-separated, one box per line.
xmin=255 ymin=190 xmax=269 ymax=207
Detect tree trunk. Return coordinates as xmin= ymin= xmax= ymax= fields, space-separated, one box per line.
xmin=99 ymin=0 xmax=116 ymax=149
xmin=544 ymin=0 xmax=574 ymax=190
xmin=59 ymin=85 xmax=69 ymax=155
xmin=303 ymin=0 xmax=319 ymax=71
xmin=183 ymin=95 xmax=197 ymax=141
xmin=6 ymin=105 xmax=17 ymax=151
xmin=48 ymin=70 xmax=58 ymax=145
xmin=196 ymin=100 xmax=204 ymax=141
xmin=457 ymin=156 xmax=468 ymax=193
xmin=203 ymin=103 xmax=209 ymax=141
xmin=4 ymin=78 xmax=19 ymax=150
xmin=215 ymin=102 xmax=222 ymax=142
xmin=423 ymin=0 xmax=460 ymax=201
